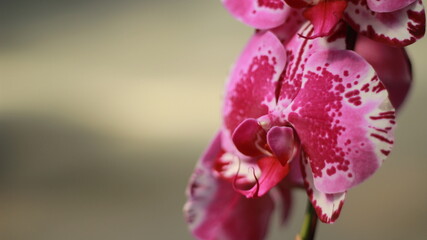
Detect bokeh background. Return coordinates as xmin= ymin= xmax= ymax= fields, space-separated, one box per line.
xmin=0 ymin=0 xmax=426 ymax=239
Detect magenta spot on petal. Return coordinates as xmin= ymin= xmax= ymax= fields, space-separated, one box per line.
xmin=343 ymin=70 xmax=349 ymax=77
xmin=257 ymin=0 xmax=285 ymax=9
xmin=326 ymin=167 xmax=336 ymax=176
xmin=335 ymin=84 xmax=345 ymax=93
xmin=345 ymin=90 xmax=361 ymax=106
xmin=381 ymin=150 xmax=391 ymax=156
xmin=371 ymin=133 xmax=394 ymax=144
xmin=361 ymin=83 xmax=370 ymax=92
xmin=372 ymin=82 xmax=386 ymax=93
xmin=370 ymin=111 xmax=395 ymax=120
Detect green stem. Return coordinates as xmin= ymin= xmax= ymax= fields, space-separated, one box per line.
xmin=298 ymin=200 xmax=318 ymax=240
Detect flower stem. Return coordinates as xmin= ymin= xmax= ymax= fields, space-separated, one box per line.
xmin=298 ymin=200 xmax=318 ymax=240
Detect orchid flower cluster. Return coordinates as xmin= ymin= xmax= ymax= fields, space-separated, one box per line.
xmin=184 ymin=0 xmax=425 ymax=239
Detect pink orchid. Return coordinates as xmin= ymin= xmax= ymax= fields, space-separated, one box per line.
xmin=185 ymin=22 xmax=404 ymax=239
xmin=222 ymin=0 xmax=426 ymax=46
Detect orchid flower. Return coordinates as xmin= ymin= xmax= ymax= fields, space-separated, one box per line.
xmin=185 ymin=22 xmax=402 ymax=239
xmin=222 ymin=0 xmax=426 ymax=46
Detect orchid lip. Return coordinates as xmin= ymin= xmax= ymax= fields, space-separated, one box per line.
xmin=232 ymin=117 xmax=299 ymax=167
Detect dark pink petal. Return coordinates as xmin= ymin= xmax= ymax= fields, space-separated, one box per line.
xmin=184 ymin=133 xmax=275 ymax=240
xmin=355 ymin=35 xmax=412 ymax=109
xmin=303 ymin=0 xmax=348 ymax=38
xmin=236 ymin=156 xmax=290 ymax=198
xmin=367 ymin=0 xmax=417 ymax=13
xmin=274 ymin=148 xmax=305 ymax=225
xmin=222 ymin=0 xmax=288 ymax=29
xmin=284 ymin=50 xmax=396 ymax=193
xmin=284 ymin=150 xmax=305 ymax=187
xmin=301 ymin=154 xmax=346 ymax=223
xmin=344 ymin=0 xmax=426 ymax=46
xmin=266 ymin=126 xmax=297 ymax=165
xmin=275 ymin=182 xmax=293 ymax=225
xmin=223 ymin=31 xmax=287 ymax=144
xmin=276 ymin=23 xmax=347 ymax=110
xmin=232 ymin=118 xmax=266 ymax=157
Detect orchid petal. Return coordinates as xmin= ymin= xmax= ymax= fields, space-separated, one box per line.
xmin=223 ymin=31 xmax=287 ymax=144
xmin=285 ymin=50 xmax=396 ymax=193
xmin=303 ymin=0 xmax=348 ymax=38
xmin=355 ymin=36 xmax=412 ymax=110
xmin=285 ymin=150 xmax=305 ymax=187
xmin=222 ymin=0 xmax=288 ymax=29
xmin=367 ymin=0 xmax=417 ymax=13
xmin=184 ymin=133 xmax=275 ymax=240
xmin=301 ymin=154 xmax=346 ymax=223
xmin=275 ymin=182 xmax=293 ymax=225
xmin=266 ymin=126 xmax=297 ymax=165
xmin=344 ymin=0 xmax=426 ymax=46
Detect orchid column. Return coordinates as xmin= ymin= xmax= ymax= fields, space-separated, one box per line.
xmin=184 ymin=1 xmax=425 ymax=240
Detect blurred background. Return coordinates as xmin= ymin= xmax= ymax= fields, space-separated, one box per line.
xmin=0 ymin=0 xmax=426 ymax=239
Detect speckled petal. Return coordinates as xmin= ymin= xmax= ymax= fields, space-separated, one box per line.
xmin=301 ymin=154 xmax=346 ymax=223
xmin=276 ymin=23 xmax=347 ymax=110
xmin=344 ymin=0 xmax=425 ymax=46
xmin=223 ymin=31 xmax=287 ymax=148
xmin=222 ymin=0 xmax=289 ymax=29
xmin=355 ymin=36 xmax=412 ymax=110
xmin=367 ymin=0 xmax=417 ymax=13
xmin=285 ymin=50 xmax=396 ymax=193
xmin=184 ymin=133 xmax=275 ymax=240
